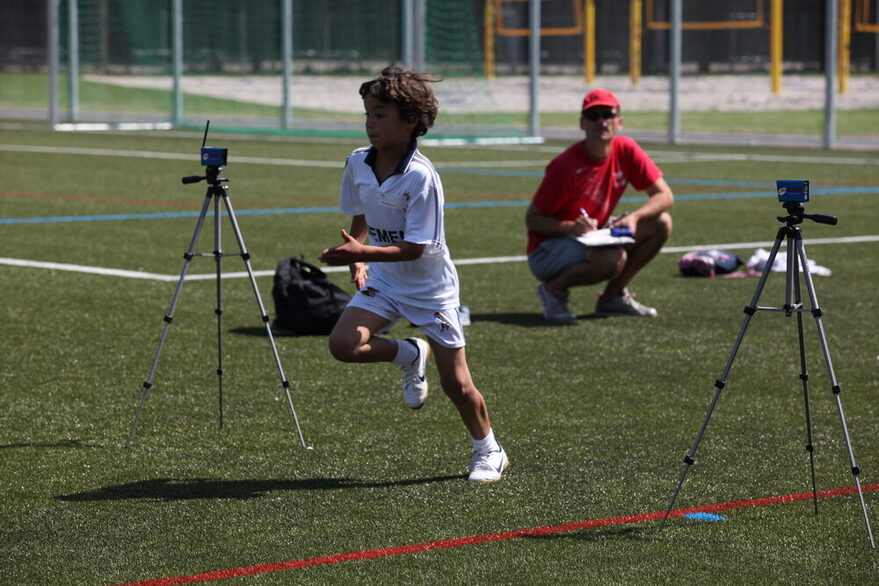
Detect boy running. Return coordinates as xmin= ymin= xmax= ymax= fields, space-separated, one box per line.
xmin=319 ymin=66 xmax=508 ymax=483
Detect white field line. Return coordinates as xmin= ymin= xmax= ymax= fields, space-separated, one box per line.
xmin=0 ymin=144 xmax=344 ymax=169
xmin=0 ymin=144 xmax=543 ymax=169
xmin=0 ymin=144 xmax=547 ymax=169
xmin=2 ymin=235 xmax=877 ymax=283
xmin=2 ymin=143 xmax=878 ymax=167
xmin=646 ymin=150 xmax=879 ymax=166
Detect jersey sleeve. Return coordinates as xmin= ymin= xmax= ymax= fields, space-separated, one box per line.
xmin=401 ymin=164 xmax=445 ymax=254
xmin=339 ymin=154 xmax=364 ymax=215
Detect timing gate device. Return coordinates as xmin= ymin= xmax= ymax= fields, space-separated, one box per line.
xmin=126 ymin=122 xmax=309 ymax=450
xmin=658 ymin=180 xmax=875 ymax=548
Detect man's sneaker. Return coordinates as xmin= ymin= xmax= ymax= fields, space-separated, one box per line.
xmin=536 ymin=284 xmax=576 ymax=322
xmin=398 ymin=337 xmax=429 ymax=409
xmin=468 ymin=445 xmax=509 ymax=483
xmin=595 ymin=289 xmax=658 ymax=317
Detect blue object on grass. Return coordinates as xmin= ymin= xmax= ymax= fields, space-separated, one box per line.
xmin=683 ymin=512 xmax=726 ymax=522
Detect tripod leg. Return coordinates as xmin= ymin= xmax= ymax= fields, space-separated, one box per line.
xmin=791 ymin=243 xmax=819 ymax=513
xmin=796 ymin=238 xmax=875 ymax=548
xmin=126 ymin=192 xmax=213 ymax=448
xmin=222 ymin=194 xmax=310 ymax=449
xmin=660 ymin=231 xmax=786 ymax=530
xmin=213 ymin=190 xmax=225 ymax=429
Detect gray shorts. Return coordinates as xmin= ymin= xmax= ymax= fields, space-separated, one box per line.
xmin=527 ymin=237 xmax=589 ymax=282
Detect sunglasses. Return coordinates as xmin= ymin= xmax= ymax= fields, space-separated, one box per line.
xmin=582 ymin=110 xmax=618 ymax=121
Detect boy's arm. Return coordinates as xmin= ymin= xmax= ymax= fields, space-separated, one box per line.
xmin=319 ymin=214 xmax=425 ymax=266
xmin=345 ymin=215 xmax=369 ymax=289
xmin=346 ymin=214 xmax=368 ymax=242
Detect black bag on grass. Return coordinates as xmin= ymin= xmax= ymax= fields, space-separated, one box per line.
xmin=271 ymin=257 xmax=351 ymax=335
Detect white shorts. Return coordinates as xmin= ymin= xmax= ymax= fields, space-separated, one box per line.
xmin=347 ymin=287 xmax=466 ymax=349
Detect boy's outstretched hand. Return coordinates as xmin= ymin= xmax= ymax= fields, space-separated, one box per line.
xmin=319 ymin=229 xmax=364 ymax=266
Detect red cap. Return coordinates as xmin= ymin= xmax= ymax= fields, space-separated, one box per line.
xmin=581 ymin=88 xmax=620 ymax=112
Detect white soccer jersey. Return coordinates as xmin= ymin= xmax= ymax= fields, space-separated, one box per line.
xmin=339 ymin=144 xmax=460 ymax=309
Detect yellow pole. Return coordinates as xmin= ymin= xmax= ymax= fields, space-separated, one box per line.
xmin=484 ymin=0 xmax=495 ymax=79
xmin=585 ymin=0 xmax=596 ymax=84
xmin=839 ymin=0 xmax=851 ymax=93
xmin=770 ymin=0 xmax=783 ymax=93
xmin=630 ymin=0 xmax=642 ymax=85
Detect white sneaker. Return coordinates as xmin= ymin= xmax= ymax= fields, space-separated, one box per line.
xmin=536 ymin=284 xmax=576 ymax=322
xmin=468 ymin=445 xmax=509 ymax=483
xmin=398 ymin=337 xmax=429 ymax=409
xmin=595 ymin=288 xmax=658 ymax=317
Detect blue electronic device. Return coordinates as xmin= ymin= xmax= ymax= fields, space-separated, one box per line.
xmin=776 ymin=179 xmax=809 ymax=203
xmin=201 ymin=146 xmax=228 ymax=167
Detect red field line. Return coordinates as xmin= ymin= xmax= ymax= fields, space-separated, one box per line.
xmin=120 ymin=483 xmax=878 ymax=585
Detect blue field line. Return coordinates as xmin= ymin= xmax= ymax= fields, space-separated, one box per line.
xmin=667 ymin=178 xmax=771 ymax=187
xmin=441 ymin=169 xmax=879 ymax=194
xmin=1 ymin=211 xmax=206 ymax=224
xmin=437 ymin=168 xmax=782 ymax=186
xmin=2 ymin=186 xmax=877 ymax=225
xmin=0 ymin=206 xmax=340 ymax=224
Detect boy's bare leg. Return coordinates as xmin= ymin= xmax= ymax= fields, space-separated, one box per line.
xmin=327 ymin=307 xmax=395 ymax=363
xmin=428 ymin=341 xmax=491 ymax=440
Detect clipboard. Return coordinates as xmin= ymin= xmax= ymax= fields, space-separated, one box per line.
xmin=573 ymin=227 xmax=635 ymax=247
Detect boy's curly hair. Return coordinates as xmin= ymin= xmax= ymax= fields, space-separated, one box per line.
xmin=359 ymin=66 xmax=439 ymax=138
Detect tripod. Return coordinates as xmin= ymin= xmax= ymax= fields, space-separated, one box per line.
xmin=659 ymin=201 xmax=875 ymax=548
xmin=125 ymin=164 xmax=308 ymax=449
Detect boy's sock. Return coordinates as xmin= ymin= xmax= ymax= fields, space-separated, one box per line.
xmin=472 ymin=428 xmax=500 ymax=454
xmin=391 ymin=338 xmax=419 ymax=367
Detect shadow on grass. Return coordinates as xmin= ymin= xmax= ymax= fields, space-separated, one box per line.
xmin=231 ymin=327 xmax=324 ymax=338
xmin=55 ymin=474 xmax=463 ymax=502
xmin=1 ymin=439 xmax=101 ymax=449
xmin=525 ymin=525 xmax=650 ymax=542
xmin=471 ymin=312 xmax=607 ymax=327
xmin=232 ymin=312 xmax=606 ymax=335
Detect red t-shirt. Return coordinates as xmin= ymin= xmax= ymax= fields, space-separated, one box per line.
xmin=526 ymin=135 xmax=662 ymax=253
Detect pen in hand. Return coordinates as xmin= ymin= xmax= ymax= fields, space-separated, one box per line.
xmin=572 ymin=207 xmax=594 ymax=237
xmin=578 ymin=207 xmax=595 ymax=233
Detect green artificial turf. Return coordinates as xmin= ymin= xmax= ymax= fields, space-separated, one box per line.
xmin=1 ymin=127 xmax=878 ymax=584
